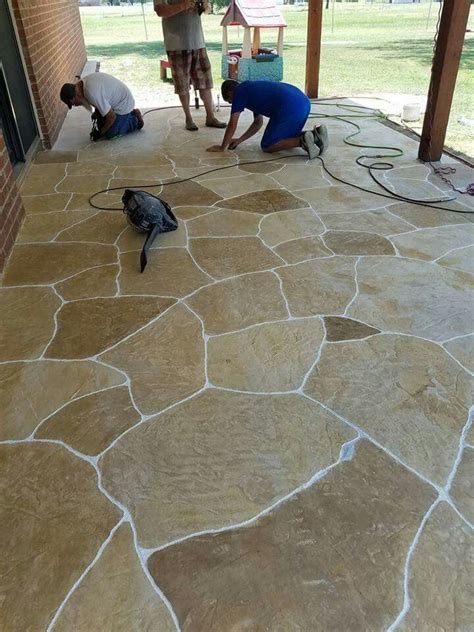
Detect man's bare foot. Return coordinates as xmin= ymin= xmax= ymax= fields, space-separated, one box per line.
xmin=205 ymin=117 xmax=227 ymax=129
xmin=186 ymin=120 xmax=199 ymax=131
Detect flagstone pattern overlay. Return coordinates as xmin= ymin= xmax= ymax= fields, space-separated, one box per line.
xmin=0 ymin=106 xmax=472 ymax=631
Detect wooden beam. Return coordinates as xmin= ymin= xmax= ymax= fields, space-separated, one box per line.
xmin=419 ymin=0 xmax=471 ymax=162
xmin=305 ymin=0 xmax=323 ymax=98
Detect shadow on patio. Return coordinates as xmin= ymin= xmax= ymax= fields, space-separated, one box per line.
xmin=1 ymin=103 xmax=473 ymax=631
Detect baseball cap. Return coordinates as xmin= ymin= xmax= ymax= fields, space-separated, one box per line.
xmin=60 ymin=83 xmax=76 ymax=109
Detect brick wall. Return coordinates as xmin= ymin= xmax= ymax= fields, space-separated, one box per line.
xmin=11 ymin=0 xmax=87 ymax=148
xmin=0 ymin=131 xmax=24 ymax=271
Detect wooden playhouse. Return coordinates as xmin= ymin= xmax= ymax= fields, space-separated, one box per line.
xmin=220 ymin=0 xmax=287 ymax=83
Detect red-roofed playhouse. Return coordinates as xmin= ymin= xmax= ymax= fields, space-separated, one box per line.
xmin=221 ymin=0 xmax=287 ymax=82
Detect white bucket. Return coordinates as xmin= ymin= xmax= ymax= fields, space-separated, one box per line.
xmin=402 ymin=103 xmax=421 ymax=122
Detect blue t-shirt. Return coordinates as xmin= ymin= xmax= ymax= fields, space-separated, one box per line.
xmin=231 ymin=81 xmax=309 ymax=120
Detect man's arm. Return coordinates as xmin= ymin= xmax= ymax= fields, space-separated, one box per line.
xmin=229 ymin=113 xmax=263 ymax=149
xmin=154 ymin=0 xmax=194 ymax=18
xmin=206 ymin=112 xmax=241 ymax=152
xmin=98 ymin=110 xmax=117 ymax=136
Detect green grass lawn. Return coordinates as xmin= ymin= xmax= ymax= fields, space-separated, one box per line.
xmin=81 ymin=3 xmax=473 ymax=157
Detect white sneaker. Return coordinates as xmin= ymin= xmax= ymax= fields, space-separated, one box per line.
xmin=301 ymin=131 xmax=320 ymax=160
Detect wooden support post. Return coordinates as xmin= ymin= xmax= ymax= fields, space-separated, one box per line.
xmin=418 ymin=0 xmax=471 ymax=162
xmin=222 ymin=26 xmax=228 ymax=56
xmin=253 ymin=27 xmax=260 ymax=54
xmin=277 ymin=27 xmax=284 ymax=57
xmin=242 ymin=27 xmax=252 ymax=58
xmin=305 ymin=0 xmax=323 ymax=98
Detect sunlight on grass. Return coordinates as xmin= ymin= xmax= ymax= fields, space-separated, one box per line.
xmin=81 ymin=3 xmax=473 ymax=157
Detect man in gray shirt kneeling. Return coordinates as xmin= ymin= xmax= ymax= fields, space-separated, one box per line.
xmin=60 ymin=72 xmax=144 ymax=140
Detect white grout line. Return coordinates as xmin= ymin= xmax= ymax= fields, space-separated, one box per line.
xmin=385 ymin=498 xmax=441 ymax=632
xmin=140 ymin=436 xmax=361 ymax=559
xmin=300 ymin=392 xmax=443 ymax=495
xmin=39 ymin=286 xmax=65 ymax=359
xmin=343 ymin=256 xmax=361 ymax=316
xmin=46 ymin=517 xmax=126 ymax=631
xmin=30 ymin=383 xmax=127 ymax=440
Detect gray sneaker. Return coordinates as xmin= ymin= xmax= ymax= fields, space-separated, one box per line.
xmin=313 ymin=124 xmax=328 ymax=155
xmin=301 ymin=130 xmax=320 ymax=160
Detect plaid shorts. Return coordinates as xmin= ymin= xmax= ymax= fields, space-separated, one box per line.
xmin=167 ymin=48 xmax=213 ymax=95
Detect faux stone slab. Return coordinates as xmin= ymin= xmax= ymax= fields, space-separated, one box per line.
xmin=318 ymin=209 xmax=414 ymax=236
xmin=67 ymin=192 xmax=122 ymax=211
xmin=187 ymin=209 xmax=261 ymax=237
xmin=450 ymin=448 xmax=473 ymax=524
xmin=101 ymin=390 xmax=355 ymax=547
xmin=0 ymin=360 xmax=124 ymax=440
xmin=34 ymin=150 xmax=77 ymax=164
xmin=56 ymin=264 xmax=118 ymax=301
xmin=349 ymin=257 xmax=474 ymax=341
xmin=148 ymin=440 xmax=436 ymax=632
xmin=399 ymin=502 xmax=473 ymax=632
xmin=278 ymin=258 xmax=356 ymax=316
xmin=270 ymin=164 xmax=328 ymax=190
xmin=200 ymin=173 xmax=280 ymax=198
xmin=54 ymin=524 xmax=175 ymax=632
xmin=189 ymin=237 xmax=281 ymax=279
xmin=117 ymin=225 xmax=186 ymax=252
xmin=119 ymin=249 xmax=211 ymax=297
xmin=55 ymin=175 xmax=111 ymax=194
xmin=21 ymin=173 xmax=65 ymax=196
xmin=3 ymin=243 xmax=117 ymax=285
xmin=0 ymin=287 xmax=61 ymax=361
xmin=173 ymin=206 xmax=219 ymax=221
xmin=17 ymin=211 xmax=93 ymax=243
xmin=58 ymin=211 xmax=126 ymax=244
xmin=305 ymin=334 xmax=472 ymax=485
xmin=46 ymin=296 xmax=175 ymax=359
xmin=322 ymin=230 xmax=395 ymax=255
xmin=220 ymin=189 xmax=308 ymax=215
xmin=444 ymin=335 xmax=474 ymax=372
xmin=111 ymin=150 xmax=172 ymax=167
xmin=238 ymin=161 xmax=283 ymax=174
xmin=100 ymin=304 xmax=204 ymax=415
xmin=22 ymin=193 xmax=71 ymax=215
xmin=208 ymin=318 xmax=324 ymax=391
xmin=259 ymin=209 xmax=325 ymax=246
xmin=324 ymin=316 xmax=380 ymax=341
xmin=159 ymin=180 xmax=222 ymax=207
xmin=66 ymin=161 xmax=116 ymax=176
xmin=36 ymin=386 xmax=139 ymax=455
xmin=437 ymin=244 xmax=474 ymax=275
xmin=187 ymin=271 xmax=288 ymax=335
xmin=274 ymin=235 xmax=332 ymax=263
xmin=113 ymin=165 xmax=175 ymax=181
xmin=0 ymin=443 xmax=120 ymax=632
xmin=391 ymin=225 xmax=474 ymax=261
xmin=296 ymin=185 xmax=386 ymax=213
xmin=388 ymin=201 xmax=474 ymax=228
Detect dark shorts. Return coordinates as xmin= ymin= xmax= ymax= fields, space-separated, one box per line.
xmin=261 ymin=97 xmax=311 ymax=149
xmin=167 ymin=48 xmax=213 ymax=95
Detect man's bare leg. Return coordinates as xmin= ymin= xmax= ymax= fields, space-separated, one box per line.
xmin=263 ymin=137 xmax=301 ymax=152
xmin=199 ymin=88 xmax=226 ymax=128
xmin=264 ymin=132 xmax=320 ymax=160
xmin=179 ymin=91 xmax=198 ymax=130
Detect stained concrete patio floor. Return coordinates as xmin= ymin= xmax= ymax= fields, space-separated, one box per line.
xmin=1 ymin=102 xmax=473 ymax=631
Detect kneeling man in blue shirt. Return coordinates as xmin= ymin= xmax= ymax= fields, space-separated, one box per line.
xmin=207 ymin=80 xmax=328 ymax=159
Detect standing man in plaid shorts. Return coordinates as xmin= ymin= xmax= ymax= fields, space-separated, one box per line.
xmin=154 ymin=0 xmax=226 ymax=131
